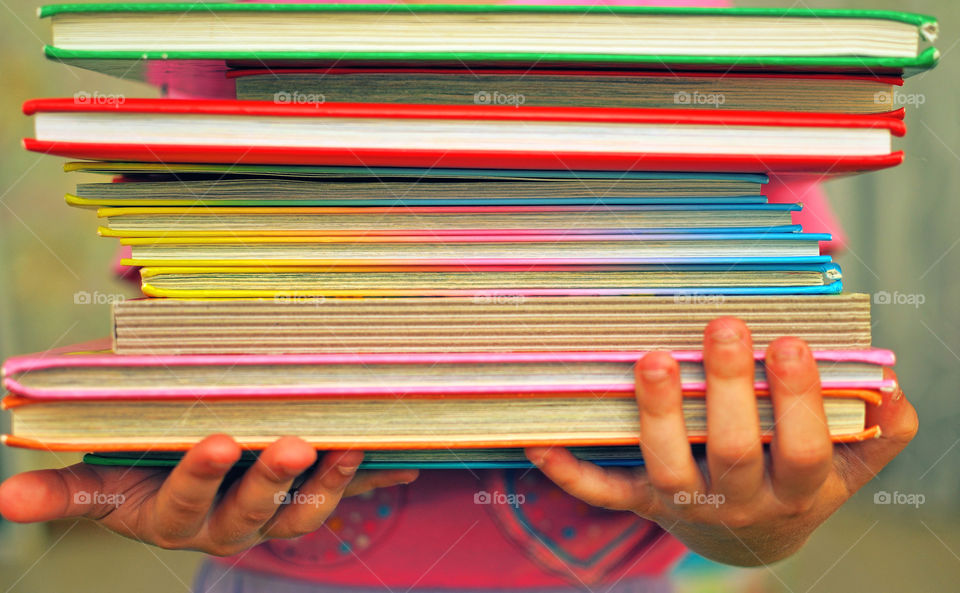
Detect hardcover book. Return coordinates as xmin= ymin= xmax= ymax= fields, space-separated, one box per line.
xmin=23 ymin=99 xmax=907 ymax=174
xmin=2 ymin=340 xmax=895 ymax=451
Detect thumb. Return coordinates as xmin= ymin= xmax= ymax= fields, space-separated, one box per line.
xmin=0 ymin=464 xmax=113 ymax=522
xmin=839 ymin=368 xmax=918 ymax=492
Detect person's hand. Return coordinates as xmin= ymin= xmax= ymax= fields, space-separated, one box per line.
xmin=0 ymin=435 xmax=418 ymax=556
xmin=525 ymin=317 xmax=918 ymax=566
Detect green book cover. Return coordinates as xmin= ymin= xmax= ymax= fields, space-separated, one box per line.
xmin=40 ymin=3 xmax=940 ymax=77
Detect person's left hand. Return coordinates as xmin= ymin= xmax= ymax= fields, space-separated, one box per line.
xmin=525 ymin=317 xmax=918 ymax=566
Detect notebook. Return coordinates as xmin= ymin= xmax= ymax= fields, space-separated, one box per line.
xmin=66 ymin=168 xmax=769 ymax=208
xmin=2 ymin=339 xmax=895 ymax=451
xmin=40 ymin=4 xmax=939 ymax=78
xmin=95 ymin=204 xmax=802 ymax=237
xmin=117 ymin=232 xmax=833 ymax=267
xmin=82 ymin=448 xmax=652 ymax=470
xmin=111 ymin=294 xmax=871 ymax=355
xmin=131 ymin=263 xmax=842 ymax=299
xmin=23 ymin=99 xmax=906 ymax=174
xmin=232 ymin=69 xmax=903 ymax=114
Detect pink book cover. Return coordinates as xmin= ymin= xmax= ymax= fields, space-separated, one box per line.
xmin=2 ymin=338 xmax=896 ymax=401
xmin=1 ymin=339 xmax=891 ymax=450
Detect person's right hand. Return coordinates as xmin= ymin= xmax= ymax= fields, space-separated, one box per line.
xmin=0 ymin=435 xmax=419 ymax=556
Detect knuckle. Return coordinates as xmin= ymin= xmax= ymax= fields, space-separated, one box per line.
xmin=588 ymin=493 xmax=623 ymax=511
xmin=710 ymin=437 xmax=762 ymax=468
xmin=165 ymin=490 xmax=210 ymax=518
xmin=544 ymin=466 xmax=581 ymax=492
xmin=780 ymin=496 xmax=817 ymax=517
xmin=262 ymin=524 xmax=296 ymax=540
xmin=780 ymin=442 xmax=832 ymax=472
xmin=204 ymin=542 xmax=240 ymax=557
xmin=650 ymin=474 xmax=691 ymax=496
xmin=237 ymin=507 xmax=278 ymax=528
xmin=152 ymin=535 xmax=189 ymax=551
xmin=719 ymin=508 xmax=756 ymax=530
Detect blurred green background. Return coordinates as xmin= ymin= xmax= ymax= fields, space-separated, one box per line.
xmin=1 ymin=0 xmax=958 ymax=591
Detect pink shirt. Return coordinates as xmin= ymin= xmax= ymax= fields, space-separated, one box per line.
xmin=217 ymin=469 xmax=688 ymax=588
xmin=172 ymin=0 xmax=842 ymax=588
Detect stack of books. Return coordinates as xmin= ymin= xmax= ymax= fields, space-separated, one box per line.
xmin=3 ymin=4 xmax=938 ymax=469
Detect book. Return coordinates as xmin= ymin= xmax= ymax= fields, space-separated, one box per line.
xmin=2 ymin=340 xmax=894 ymax=451
xmin=82 ymin=448 xmax=653 ymax=470
xmin=40 ymin=4 xmax=939 ymax=78
xmin=117 ymin=233 xmax=833 ymax=268
xmin=66 ymin=168 xmax=770 ymax=208
xmin=23 ymin=99 xmax=906 ymax=174
xmin=7 ymin=3 xmax=928 ymax=470
xmin=132 ymin=263 xmax=842 ymax=299
xmin=111 ymin=294 xmax=870 ymax=355
xmin=233 ymin=69 xmax=902 ymax=114
xmin=95 ymin=204 xmax=802 ymax=237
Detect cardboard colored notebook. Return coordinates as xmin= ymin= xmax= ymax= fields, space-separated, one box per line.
xmin=24 ymin=99 xmax=906 ymax=174
xmin=96 ymin=204 xmax=801 ymax=237
xmin=2 ymin=339 xmax=895 ymax=451
xmin=111 ymin=294 xmax=871 ymax=355
xmin=233 ymin=69 xmax=903 ymax=114
xmin=40 ymin=4 xmax=939 ymax=80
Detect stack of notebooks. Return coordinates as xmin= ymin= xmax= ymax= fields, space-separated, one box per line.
xmin=3 ymin=4 xmax=938 ymax=469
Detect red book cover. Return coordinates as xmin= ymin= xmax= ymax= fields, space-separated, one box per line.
xmin=23 ymin=98 xmax=906 ymax=174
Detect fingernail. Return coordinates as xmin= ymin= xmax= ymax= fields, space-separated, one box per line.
xmin=772 ymin=344 xmax=803 ymax=363
xmin=710 ymin=326 xmax=740 ymax=343
xmin=337 ymin=464 xmax=359 ymax=477
xmin=640 ymin=366 xmax=669 ymax=382
xmin=891 ymin=381 xmax=903 ymax=401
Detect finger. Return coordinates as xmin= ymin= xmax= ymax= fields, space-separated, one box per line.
xmin=703 ymin=317 xmax=764 ymax=503
xmin=262 ymin=449 xmax=363 ymax=538
xmin=343 ymin=469 xmax=420 ymax=498
xmin=525 ymin=446 xmax=655 ymax=513
xmin=209 ymin=437 xmax=317 ymax=546
xmin=150 ymin=434 xmax=242 ymax=541
xmin=839 ymin=368 xmax=918 ymax=493
xmin=635 ymin=351 xmax=705 ymax=498
xmin=765 ymin=338 xmax=832 ymax=505
xmin=0 ymin=463 xmax=112 ymax=522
